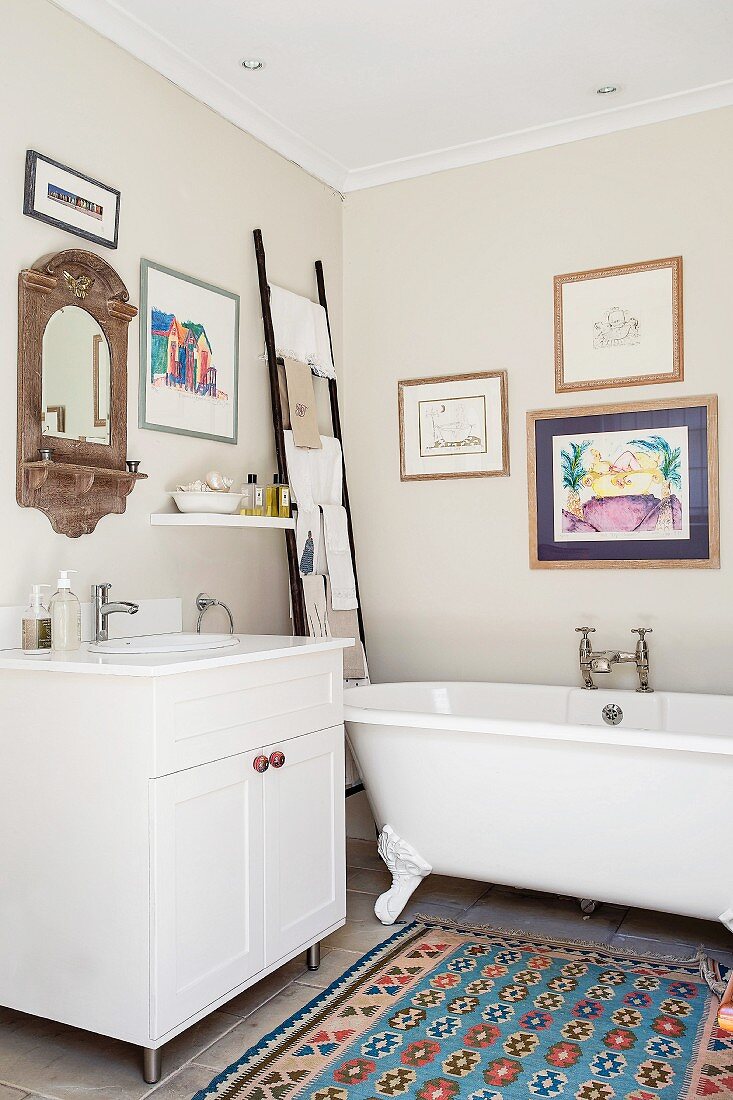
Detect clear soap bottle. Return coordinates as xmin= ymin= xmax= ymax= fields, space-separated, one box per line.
xmin=240 ymin=473 xmax=258 ymax=516
xmin=50 ymin=569 xmax=81 ymax=652
xmin=22 ymin=584 xmax=52 ymax=654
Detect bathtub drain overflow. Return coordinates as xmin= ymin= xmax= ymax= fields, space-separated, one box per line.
xmin=602 ymin=703 xmax=623 ymax=726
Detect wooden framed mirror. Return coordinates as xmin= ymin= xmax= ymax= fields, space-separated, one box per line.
xmin=17 ymin=249 xmax=146 ymax=537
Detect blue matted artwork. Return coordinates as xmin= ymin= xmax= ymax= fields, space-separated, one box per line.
xmin=527 ymin=396 xmax=718 ymax=568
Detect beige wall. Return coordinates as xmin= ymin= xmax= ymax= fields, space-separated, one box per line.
xmin=0 ymin=0 xmax=342 ymax=632
xmin=4 ymin=2 xmax=732 ymax=700
xmin=343 ymin=109 xmax=733 ymax=694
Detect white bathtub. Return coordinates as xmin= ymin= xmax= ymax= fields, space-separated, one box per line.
xmin=344 ymin=682 xmax=733 ymax=927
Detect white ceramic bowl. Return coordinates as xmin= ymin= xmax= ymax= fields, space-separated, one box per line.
xmin=171 ymin=491 xmax=242 ymax=515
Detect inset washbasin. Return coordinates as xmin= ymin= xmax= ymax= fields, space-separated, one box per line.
xmin=88 ymin=633 xmax=240 ymax=655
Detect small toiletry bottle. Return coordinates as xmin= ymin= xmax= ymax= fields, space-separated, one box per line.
xmin=240 ymin=473 xmax=258 ymax=516
xmin=253 ymin=480 xmax=264 ymax=517
xmin=22 ymin=584 xmax=52 ymax=654
xmin=277 ymin=476 xmax=291 ymax=519
xmin=265 ymin=474 xmax=280 ymax=518
xmin=50 ymin=569 xmax=81 ymax=652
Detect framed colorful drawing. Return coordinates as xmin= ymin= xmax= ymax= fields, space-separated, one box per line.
xmin=527 ymin=395 xmax=718 ymax=569
xmin=139 ymin=260 xmax=239 ymax=444
xmin=554 ymin=257 xmax=683 ymax=393
xmin=23 ymin=150 xmax=120 ymax=249
xmin=398 ymin=371 xmax=509 ymax=481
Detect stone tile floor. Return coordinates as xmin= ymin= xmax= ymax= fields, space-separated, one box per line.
xmin=1 ymin=836 xmax=731 ymax=1099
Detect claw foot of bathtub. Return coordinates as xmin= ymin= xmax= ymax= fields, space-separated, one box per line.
xmin=375 ymin=825 xmax=432 ymax=925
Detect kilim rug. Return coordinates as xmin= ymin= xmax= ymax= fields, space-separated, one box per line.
xmin=193 ymin=918 xmax=733 ymax=1100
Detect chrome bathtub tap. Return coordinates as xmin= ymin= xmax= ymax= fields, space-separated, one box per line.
xmin=575 ymin=626 xmax=653 ymax=693
xmin=92 ymin=583 xmax=139 ymax=643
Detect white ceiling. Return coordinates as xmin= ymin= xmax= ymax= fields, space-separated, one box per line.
xmin=53 ymin=0 xmax=733 ymax=191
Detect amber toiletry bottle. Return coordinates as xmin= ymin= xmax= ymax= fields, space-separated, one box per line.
xmin=277 ymin=478 xmax=291 ymax=519
xmin=265 ymin=474 xmax=279 ymax=518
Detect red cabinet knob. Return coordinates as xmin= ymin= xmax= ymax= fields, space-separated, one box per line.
xmin=253 ymin=754 xmax=269 ymax=773
xmin=269 ymin=751 xmax=286 ymax=769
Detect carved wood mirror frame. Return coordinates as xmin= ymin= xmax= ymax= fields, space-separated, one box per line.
xmin=17 ymin=249 xmax=145 ymax=537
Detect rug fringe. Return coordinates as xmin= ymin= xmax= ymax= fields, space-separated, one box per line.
xmin=700 ymin=952 xmax=729 ymax=998
xmin=412 ymin=912 xmax=708 ymax=967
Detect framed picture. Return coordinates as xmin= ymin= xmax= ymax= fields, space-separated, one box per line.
xmin=23 ymin=150 xmax=120 ymax=249
xmin=398 ymin=371 xmax=509 ymax=481
xmin=527 ymin=395 xmax=718 ymax=569
xmin=554 ymin=257 xmax=683 ymax=393
xmin=139 ymin=260 xmax=239 ymax=444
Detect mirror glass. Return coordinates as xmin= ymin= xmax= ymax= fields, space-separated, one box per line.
xmin=41 ymin=306 xmax=111 ymax=445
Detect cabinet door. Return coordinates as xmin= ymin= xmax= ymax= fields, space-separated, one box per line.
xmin=150 ymin=750 xmax=265 ymax=1037
xmin=263 ymin=725 xmax=346 ymax=965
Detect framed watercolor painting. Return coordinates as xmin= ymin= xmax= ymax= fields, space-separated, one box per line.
xmin=139 ymin=260 xmax=239 ymax=444
xmin=554 ymin=257 xmax=683 ymax=393
xmin=23 ymin=150 xmax=120 ymax=249
xmin=398 ymin=371 xmax=509 ymax=481
xmin=527 ymin=395 xmax=718 ymax=569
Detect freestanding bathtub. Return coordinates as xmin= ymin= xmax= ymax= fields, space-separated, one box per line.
xmin=344 ymin=682 xmax=733 ymax=927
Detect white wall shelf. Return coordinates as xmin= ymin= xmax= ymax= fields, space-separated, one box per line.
xmin=150 ymin=513 xmax=295 ymax=530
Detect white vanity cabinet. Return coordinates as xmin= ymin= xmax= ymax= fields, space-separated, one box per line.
xmin=0 ymin=636 xmax=349 ymax=1075
xmin=151 ymin=724 xmax=345 ymax=1038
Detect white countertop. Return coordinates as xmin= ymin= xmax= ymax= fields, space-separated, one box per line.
xmin=0 ymin=635 xmax=351 ymax=677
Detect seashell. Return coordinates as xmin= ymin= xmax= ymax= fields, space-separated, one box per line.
xmin=176 ymin=479 xmax=208 ymax=492
xmin=205 ymin=470 xmax=233 ymax=492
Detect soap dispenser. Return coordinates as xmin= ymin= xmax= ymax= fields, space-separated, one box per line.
xmin=22 ymin=584 xmax=52 ymax=654
xmin=50 ymin=569 xmax=81 ymax=652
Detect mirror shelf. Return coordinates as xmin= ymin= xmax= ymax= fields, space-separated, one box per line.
xmin=17 ymin=249 xmax=143 ymax=538
xmin=22 ymin=460 xmax=146 ymax=496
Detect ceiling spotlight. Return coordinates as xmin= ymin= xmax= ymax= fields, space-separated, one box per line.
xmin=241 ymin=59 xmax=264 ymax=71
xmin=596 ymin=84 xmax=619 ymax=95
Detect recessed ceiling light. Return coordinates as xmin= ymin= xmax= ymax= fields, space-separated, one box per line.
xmin=241 ymin=58 xmax=264 ymax=71
xmin=596 ymin=84 xmax=619 ymax=95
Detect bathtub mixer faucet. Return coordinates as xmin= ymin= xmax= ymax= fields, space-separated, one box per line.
xmin=576 ymin=626 xmax=653 ymax=693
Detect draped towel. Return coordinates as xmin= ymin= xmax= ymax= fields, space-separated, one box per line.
xmin=269 ymin=285 xmax=335 ymax=380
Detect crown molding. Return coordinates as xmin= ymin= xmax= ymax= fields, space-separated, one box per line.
xmin=50 ymin=0 xmax=733 ymax=194
xmin=49 ymin=0 xmax=350 ymax=192
xmin=341 ymin=81 xmax=733 ymax=191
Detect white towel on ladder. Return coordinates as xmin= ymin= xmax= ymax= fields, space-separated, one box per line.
xmin=284 ymin=431 xmax=342 ymax=512
xmin=322 ymin=504 xmax=358 ymax=611
xmin=269 ymin=285 xmax=335 ymax=380
xmin=302 ymin=574 xmax=331 ymax=638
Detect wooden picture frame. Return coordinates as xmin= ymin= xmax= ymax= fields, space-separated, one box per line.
xmin=399 ymin=370 xmax=509 ymax=481
xmin=23 ymin=150 xmax=120 ymax=250
xmin=554 ymin=257 xmax=683 ymax=393
xmin=527 ymin=394 xmax=718 ymax=569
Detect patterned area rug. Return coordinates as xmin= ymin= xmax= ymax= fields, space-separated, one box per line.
xmin=193 ymin=918 xmax=733 ymax=1100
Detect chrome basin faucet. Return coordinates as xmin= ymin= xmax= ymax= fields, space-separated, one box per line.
xmin=576 ymin=626 xmax=653 ymax=693
xmin=92 ymin=583 xmax=139 ymax=643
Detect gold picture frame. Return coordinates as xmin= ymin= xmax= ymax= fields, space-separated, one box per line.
xmin=554 ymin=256 xmax=683 ymax=393
xmin=527 ymin=394 xmax=719 ymax=570
xmin=398 ymin=370 xmax=509 ymax=481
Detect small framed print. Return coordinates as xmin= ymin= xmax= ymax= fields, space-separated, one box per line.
xmin=23 ymin=150 xmax=120 ymax=249
xmin=399 ymin=370 xmax=509 ymax=481
xmin=554 ymin=256 xmax=683 ymax=393
xmin=527 ymin=394 xmax=719 ymax=569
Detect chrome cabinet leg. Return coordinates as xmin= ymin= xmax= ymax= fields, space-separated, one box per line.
xmin=306 ymin=943 xmax=321 ymax=971
xmin=143 ymin=1045 xmax=162 ymax=1084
